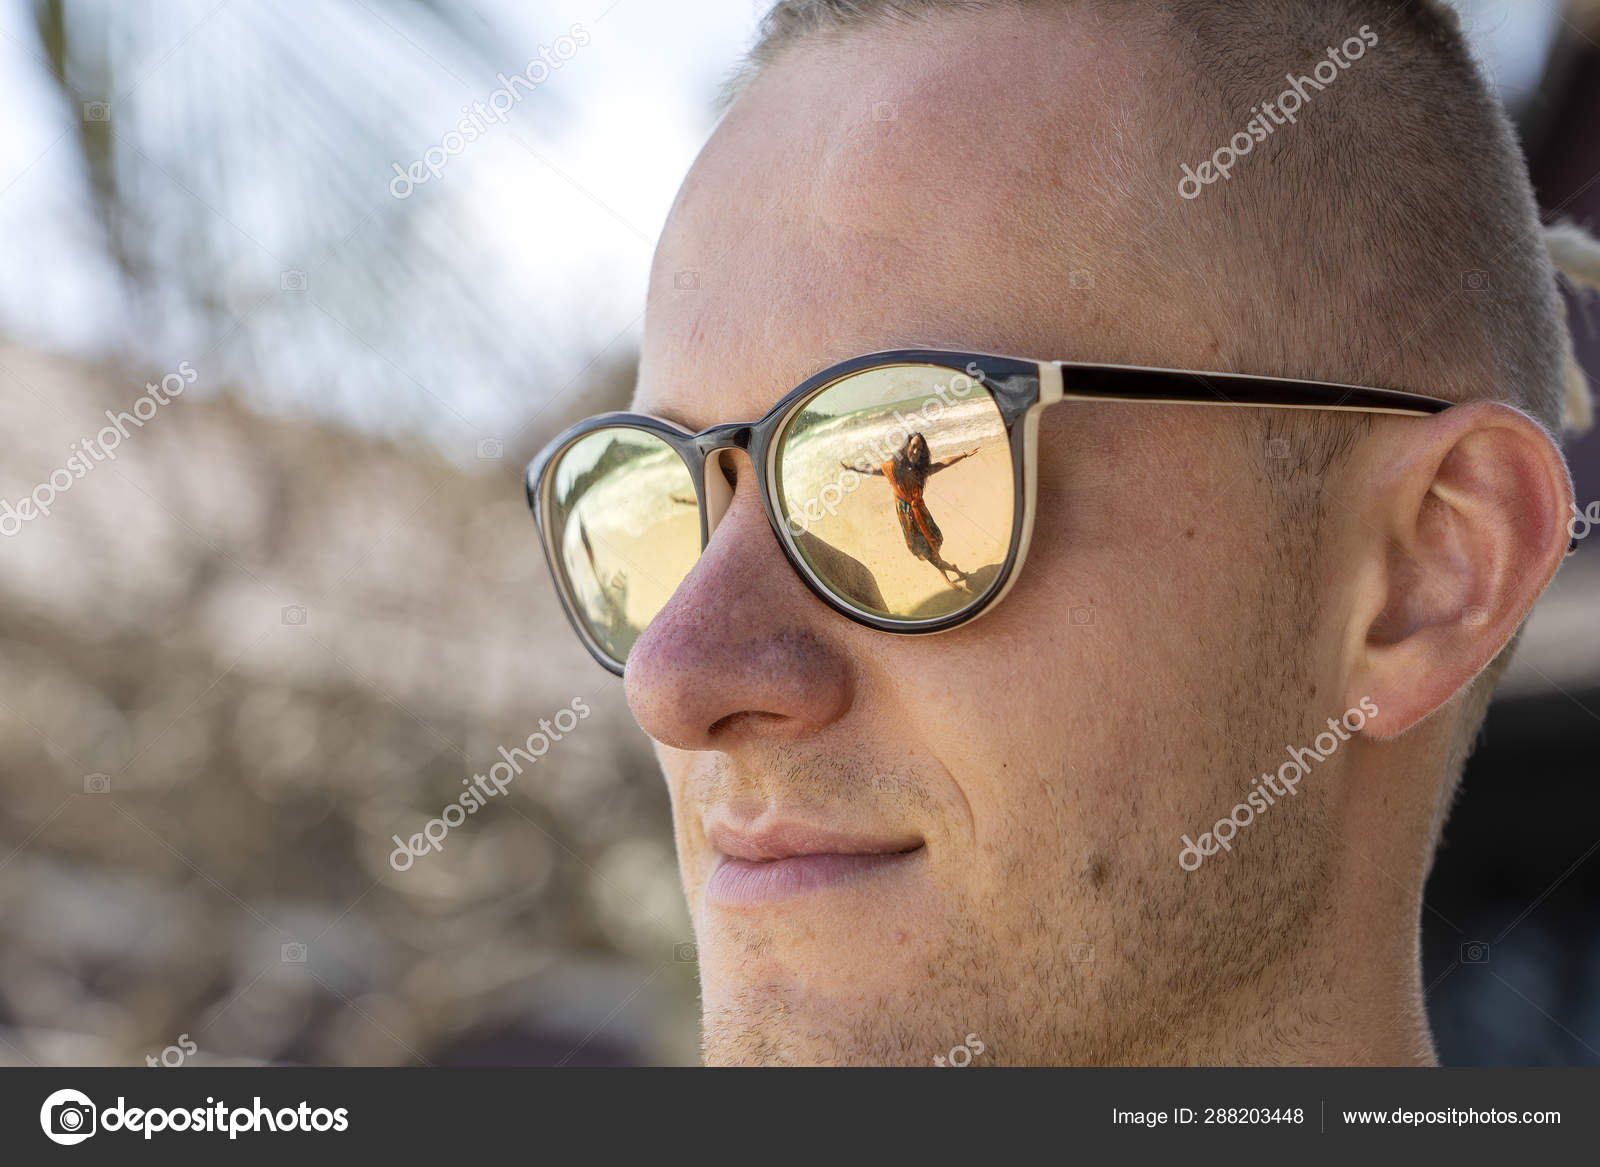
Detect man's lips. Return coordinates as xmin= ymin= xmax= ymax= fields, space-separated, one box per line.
xmin=705 ymin=822 xmax=925 ymax=906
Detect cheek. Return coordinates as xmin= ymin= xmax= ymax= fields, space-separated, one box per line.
xmin=654 ymin=744 xmax=711 ymax=890
xmin=870 ymin=607 xmax=1137 ymax=880
xmin=872 ymin=469 xmax=1269 ymax=887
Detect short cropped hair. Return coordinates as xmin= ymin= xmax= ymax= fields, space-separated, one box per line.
xmin=730 ymin=0 xmax=1593 ymax=435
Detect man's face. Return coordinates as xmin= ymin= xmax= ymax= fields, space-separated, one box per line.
xmin=624 ymin=8 xmax=1343 ymax=1064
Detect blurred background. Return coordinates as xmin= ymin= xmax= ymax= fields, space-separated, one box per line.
xmin=0 ymin=0 xmax=1595 ymax=1067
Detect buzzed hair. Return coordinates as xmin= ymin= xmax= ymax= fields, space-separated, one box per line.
xmin=729 ymin=0 xmax=1591 ymax=435
xmin=728 ymin=0 xmax=1600 ymax=834
xmin=732 ymin=0 xmax=1593 ymax=429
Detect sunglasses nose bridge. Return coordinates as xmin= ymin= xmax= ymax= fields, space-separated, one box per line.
xmin=693 ymin=424 xmax=757 ymax=545
xmin=694 ymin=423 xmax=754 ymax=457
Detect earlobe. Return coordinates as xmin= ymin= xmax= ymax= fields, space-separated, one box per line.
xmin=1343 ymin=402 xmax=1573 ymax=738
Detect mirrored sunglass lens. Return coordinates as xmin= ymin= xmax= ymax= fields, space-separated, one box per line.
xmin=547 ymin=427 xmax=699 ymax=664
xmin=775 ymin=364 xmax=1014 ymax=622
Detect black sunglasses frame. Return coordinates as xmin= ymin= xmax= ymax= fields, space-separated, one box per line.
xmin=526 ymin=348 xmax=1455 ymax=676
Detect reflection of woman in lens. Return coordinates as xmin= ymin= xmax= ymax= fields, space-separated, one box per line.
xmin=843 ymin=432 xmax=978 ymax=586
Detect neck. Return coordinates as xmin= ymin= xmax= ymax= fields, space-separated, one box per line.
xmin=1200 ymin=887 xmax=1436 ymax=1066
xmin=1223 ymin=961 xmax=1438 ymax=1066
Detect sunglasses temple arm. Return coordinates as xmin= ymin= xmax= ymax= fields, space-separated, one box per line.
xmin=1046 ymin=361 xmax=1454 ymax=414
xmin=1044 ymin=361 xmax=1580 ymax=553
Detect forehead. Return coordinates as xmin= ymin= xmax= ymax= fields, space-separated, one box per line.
xmin=636 ymin=7 xmax=1165 ymax=429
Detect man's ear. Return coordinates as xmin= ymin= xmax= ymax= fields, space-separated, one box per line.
xmin=1339 ymin=401 xmax=1573 ymax=738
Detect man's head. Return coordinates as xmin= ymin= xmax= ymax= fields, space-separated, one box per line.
xmin=616 ymin=0 xmax=1584 ymax=1063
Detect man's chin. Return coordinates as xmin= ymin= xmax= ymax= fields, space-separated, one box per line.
xmin=687 ymin=860 xmax=998 ymax=1064
xmin=699 ymin=993 xmax=933 ymax=1066
xmin=695 ymin=948 xmax=960 ymax=1066
xmin=691 ymin=894 xmax=940 ymax=1011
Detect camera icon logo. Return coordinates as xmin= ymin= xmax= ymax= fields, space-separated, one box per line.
xmin=1460 ymin=940 xmax=1490 ymax=964
xmin=280 ymin=269 xmax=308 ymax=292
xmin=476 ymin=437 xmax=504 ymax=460
xmin=40 ymin=1088 xmax=97 ymax=1145
xmin=1069 ymin=605 xmax=1095 ymax=626
xmin=872 ymin=101 xmax=898 ymax=121
xmin=1067 ymin=268 xmax=1095 ymax=290
xmin=82 ymin=101 xmax=110 ymax=122
xmin=83 ymin=773 xmax=111 ymax=794
xmin=282 ymin=941 xmax=307 ymax=963
xmin=673 ymin=941 xmax=697 ymax=963
xmin=1265 ymin=437 xmax=1291 ymax=459
xmin=1461 ymin=270 xmax=1490 ymax=292
xmin=673 ymin=270 xmax=700 ymax=291
xmin=1070 ymin=942 xmax=1096 ymax=963
xmin=281 ymin=605 xmax=307 ymax=626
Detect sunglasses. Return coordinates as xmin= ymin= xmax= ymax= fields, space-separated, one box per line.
xmin=525 ymin=348 xmax=1452 ymax=675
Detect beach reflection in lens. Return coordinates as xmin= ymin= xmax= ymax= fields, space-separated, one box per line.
xmin=776 ymin=365 xmax=1013 ymax=621
xmin=548 ymin=428 xmax=699 ymax=663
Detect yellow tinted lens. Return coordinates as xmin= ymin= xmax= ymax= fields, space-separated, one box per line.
xmin=776 ymin=364 xmax=1013 ymax=621
xmin=547 ymin=428 xmax=699 ymax=663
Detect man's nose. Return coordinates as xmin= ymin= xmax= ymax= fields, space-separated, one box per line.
xmin=623 ymin=464 xmax=854 ymax=752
